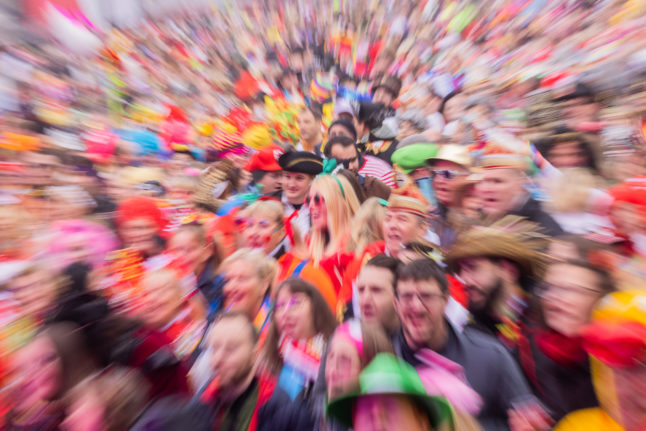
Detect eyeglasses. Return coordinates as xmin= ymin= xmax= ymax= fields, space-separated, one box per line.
xmin=537 ymin=281 xmax=603 ymax=297
xmin=431 ymin=169 xmax=466 ymax=180
xmin=274 ymin=295 xmax=306 ymax=314
xmin=398 ymin=291 xmax=445 ymax=306
xmin=307 ymin=193 xmax=325 ymax=206
xmin=334 ymin=156 xmax=358 ymax=169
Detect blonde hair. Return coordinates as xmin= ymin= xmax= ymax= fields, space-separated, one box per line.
xmin=351 ymin=197 xmax=386 ymax=255
xmin=308 ymin=175 xmax=360 ymax=264
xmin=543 ymin=168 xmax=603 ymax=213
xmin=240 ymin=200 xmax=285 ymax=225
xmin=219 ymin=248 xmax=277 ymax=290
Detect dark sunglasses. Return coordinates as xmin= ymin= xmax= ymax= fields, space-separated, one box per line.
xmin=335 ymin=156 xmax=357 ymax=169
xmin=306 ymin=194 xmax=325 ymax=206
xmin=431 ymin=169 xmax=465 ymax=180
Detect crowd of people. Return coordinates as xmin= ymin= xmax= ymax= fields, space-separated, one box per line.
xmin=2 ymin=0 xmax=646 ymax=430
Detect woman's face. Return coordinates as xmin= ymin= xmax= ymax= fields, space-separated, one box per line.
xmin=308 ymin=190 xmax=328 ymax=231
xmin=13 ymin=336 xmax=62 ymax=404
xmin=541 ymin=264 xmax=603 ymax=337
xmin=168 ymin=230 xmax=207 ymax=274
xmin=325 ymin=335 xmax=361 ymax=399
xmin=274 ymin=289 xmax=315 ymax=340
xmin=61 ymin=387 xmax=105 ymax=431
xmin=11 ymin=270 xmax=59 ymax=319
xmin=138 ymin=275 xmax=183 ymax=329
xmin=241 ymin=214 xmax=285 ymax=254
xmin=119 ymin=217 xmax=159 ymax=255
xmin=223 ymin=260 xmax=266 ymax=318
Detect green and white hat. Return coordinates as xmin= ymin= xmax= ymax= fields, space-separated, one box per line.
xmin=327 ymin=353 xmax=454 ymax=429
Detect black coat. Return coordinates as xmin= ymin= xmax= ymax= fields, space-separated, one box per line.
xmin=517 ymin=329 xmax=598 ymax=422
xmin=187 ymin=377 xmax=315 ymax=431
xmin=394 ymin=321 xmax=537 ymax=431
xmin=510 ymin=198 xmax=564 ymax=237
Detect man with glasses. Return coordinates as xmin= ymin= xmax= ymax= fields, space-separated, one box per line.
xmin=393 ymin=259 xmax=550 ymax=431
xmin=324 ymin=135 xmax=396 ymax=188
xmin=426 ymin=144 xmax=473 ymax=250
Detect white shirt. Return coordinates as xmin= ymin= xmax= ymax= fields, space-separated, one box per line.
xmin=282 ymin=194 xmax=310 ymax=240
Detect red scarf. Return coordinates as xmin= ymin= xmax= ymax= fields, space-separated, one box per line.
xmin=535 ymin=329 xmax=587 ymax=366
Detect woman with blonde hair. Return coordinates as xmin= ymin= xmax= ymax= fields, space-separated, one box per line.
xmin=350 ymin=197 xmax=387 ymax=256
xmin=238 ymin=200 xmax=304 ymax=260
xmin=218 ymin=248 xmax=277 ymax=341
xmin=238 ymin=200 xmax=339 ymax=311
xmin=307 ymin=174 xmax=360 ymax=291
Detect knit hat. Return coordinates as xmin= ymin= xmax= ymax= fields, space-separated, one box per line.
xmin=445 ymin=216 xmax=548 ymax=280
xmin=387 ymin=185 xmax=429 ymax=218
xmin=327 ymin=353 xmax=454 ymax=429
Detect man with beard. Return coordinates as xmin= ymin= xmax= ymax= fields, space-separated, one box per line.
xmin=445 ymin=216 xmax=548 ymax=349
xmin=193 ymin=312 xmax=313 ymax=430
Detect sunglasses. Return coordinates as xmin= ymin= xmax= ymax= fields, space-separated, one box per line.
xmin=431 ymin=169 xmax=466 ymax=180
xmin=335 ymin=156 xmax=358 ymax=169
xmin=306 ymin=193 xmax=325 ymax=206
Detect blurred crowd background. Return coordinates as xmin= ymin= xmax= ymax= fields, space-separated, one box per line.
xmin=2 ymin=0 xmax=646 ymax=430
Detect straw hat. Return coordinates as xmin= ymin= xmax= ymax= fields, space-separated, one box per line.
xmin=445 ymin=216 xmax=548 ymax=279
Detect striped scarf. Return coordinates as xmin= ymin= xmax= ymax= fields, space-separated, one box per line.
xmin=277 ymin=334 xmax=326 ymax=400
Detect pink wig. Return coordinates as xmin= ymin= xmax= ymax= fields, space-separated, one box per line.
xmin=47 ymin=219 xmax=118 ymax=270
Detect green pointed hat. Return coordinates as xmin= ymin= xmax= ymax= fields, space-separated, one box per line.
xmin=327 ymin=353 xmax=454 ymax=429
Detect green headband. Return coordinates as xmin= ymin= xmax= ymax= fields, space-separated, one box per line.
xmin=318 ymin=158 xmax=345 ymax=198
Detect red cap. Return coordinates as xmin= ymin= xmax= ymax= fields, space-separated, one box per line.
xmin=244 ymin=145 xmax=284 ymax=172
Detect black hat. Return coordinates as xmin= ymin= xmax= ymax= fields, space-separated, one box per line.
xmin=328 ymin=119 xmax=358 ymax=141
xmin=554 ymin=83 xmax=595 ymax=103
xmin=278 ymin=151 xmax=323 ymax=175
xmin=357 ymin=101 xmax=391 ymax=130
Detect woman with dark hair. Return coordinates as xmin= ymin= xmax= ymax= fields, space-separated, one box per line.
xmin=262 ymin=278 xmax=337 ymax=402
xmin=516 ymin=250 xmax=616 ymax=422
